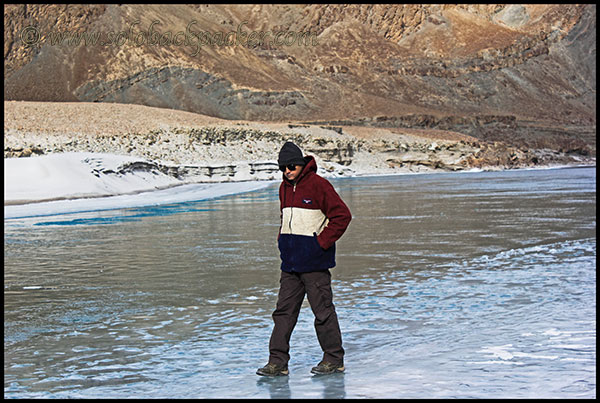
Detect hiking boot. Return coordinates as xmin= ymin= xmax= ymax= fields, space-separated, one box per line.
xmin=310 ymin=361 xmax=345 ymax=375
xmin=256 ymin=363 xmax=289 ymax=377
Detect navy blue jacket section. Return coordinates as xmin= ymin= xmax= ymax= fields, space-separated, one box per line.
xmin=278 ymin=234 xmax=336 ymax=273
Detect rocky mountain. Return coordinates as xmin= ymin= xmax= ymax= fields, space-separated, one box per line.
xmin=3 ymin=4 xmax=596 ymax=156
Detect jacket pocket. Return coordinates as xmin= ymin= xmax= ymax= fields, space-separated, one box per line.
xmin=312 ymin=233 xmax=324 ymax=254
xmin=278 ymin=234 xmax=295 ymax=265
xmin=300 ymin=234 xmax=323 ymax=262
xmin=315 ymin=282 xmax=333 ymax=308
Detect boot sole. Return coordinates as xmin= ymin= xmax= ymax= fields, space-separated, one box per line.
xmin=310 ymin=366 xmax=345 ymax=375
xmin=256 ymin=369 xmax=289 ymax=377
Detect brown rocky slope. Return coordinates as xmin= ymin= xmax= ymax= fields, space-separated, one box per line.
xmin=3 ymin=4 xmax=596 ymax=162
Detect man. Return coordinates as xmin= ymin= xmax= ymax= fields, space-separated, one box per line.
xmin=257 ymin=141 xmax=352 ymax=377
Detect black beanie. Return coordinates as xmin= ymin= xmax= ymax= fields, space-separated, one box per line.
xmin=278 ymin=141 xmax=306 ymax=166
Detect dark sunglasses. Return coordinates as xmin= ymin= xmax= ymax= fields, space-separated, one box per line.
xmin=279 ymin=164 xmax=298 ymax=172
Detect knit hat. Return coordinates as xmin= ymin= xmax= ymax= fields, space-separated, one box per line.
xmin=278 ymin=141 xmax=306 ymax=166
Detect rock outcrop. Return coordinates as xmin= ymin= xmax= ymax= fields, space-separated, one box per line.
xmin=5 ymin=102 xmax=593 ymax=184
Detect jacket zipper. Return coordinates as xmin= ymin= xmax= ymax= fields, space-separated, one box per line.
xmin=289 ymin=184 xmax=296 ymax=232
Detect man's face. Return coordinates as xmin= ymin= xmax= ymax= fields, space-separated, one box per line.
xmin=283 ymin=164 xmax=304 ymax=182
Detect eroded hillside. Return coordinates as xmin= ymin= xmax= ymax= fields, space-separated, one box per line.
xmin=3 ymin=4 xmax=596 ymax=155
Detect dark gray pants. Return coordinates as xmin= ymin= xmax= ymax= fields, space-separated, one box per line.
xmin=268 ymin=270 xmax=344 ymax=367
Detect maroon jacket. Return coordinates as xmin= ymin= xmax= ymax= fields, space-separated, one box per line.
xmin=278 ymin=156 xmax=352 ymax=272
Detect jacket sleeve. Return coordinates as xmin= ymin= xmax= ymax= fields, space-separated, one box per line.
xmin=316 ymin=178 xmax=352 ymax=250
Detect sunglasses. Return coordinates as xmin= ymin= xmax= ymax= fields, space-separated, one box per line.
xmin=279 ymin=164 xmax=298 ymax=172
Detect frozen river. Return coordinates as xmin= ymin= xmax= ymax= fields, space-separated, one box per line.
xmin=4 ymin=167 xmax=596 ymax=398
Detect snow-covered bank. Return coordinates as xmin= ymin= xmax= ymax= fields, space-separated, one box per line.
xmin=4 ymin=151 xmax=595 ymax=220
xmin=5 ymin=152 xmax=181 ymax=204
xmin=4 ymin=152 xmax=276 ymax=219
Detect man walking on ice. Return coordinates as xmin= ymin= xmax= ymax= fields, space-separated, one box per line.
xmin=257 ymin=141 xmax=352 ymax=376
